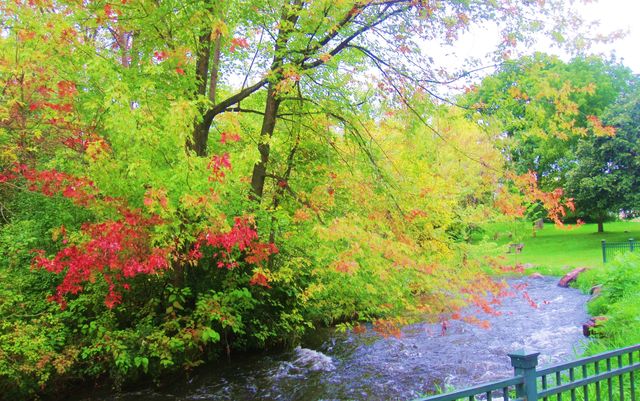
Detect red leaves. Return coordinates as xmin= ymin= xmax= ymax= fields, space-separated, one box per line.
xmin=3 ymin=166 xmax=170 ymax=309
xmin=143 ymin=188 xmax=168 ymax=210
xmin=192 ymin=218 xmax=278 ymax=287
xmin=17 ymin=29 xmax=36 ymax=41
xmin=219 ymin=132 xmax=240 ymax=144
xmin=205 ymin=217 xmax=258 ymax=254
xmin=407 ymin=209 xmax=428 ymax=222
xmin=8 ymin=164 xmax=96 ymax=206
xmin=61 ymin=131 xmax=108 ymax=154
xmin=56 ymin=81 xmax=77 ymax=98
xmin=196 ymin=217 xmax=277 ymax=270
xmin=333 ymin=260 xmax=358 ymax=274
xmin=249 ymin=272 xmax=271 ymax=288
xmin=4 ymin=164 xmax=278 ymax=308
xmin=43 ymin=102 xmax=73 ymax=113
xmin=25 ymin=82 xmax=77 ymax=114
xmin=153 ymin=51 xmax=167 ymax=61
xmin=103 ymin=3 xmax=122 ymax=21
xmin=293 ymin=208 xmax=312 ymax=222
xmin=469 ymin=294 xmax=502 ymax=316
xmin=245 ymin=242 xmax=278 ymax=266
xmin=34 ymin=215 xmax=170 ymax=309
xmin=59 ymin=27 xmax=78 ymax=44
xmin=397 ymin=45 xmax=411 ymax=54
xmin=208 ymin=153 xmax=232 ymax=182
xmin=230 ymin=38 xmax=249 ymax=53
xmin=522 ymin=291 xmax=538 ymax=308
xmin=186 ymin=217 xmax=278 ymax=292
xmin=104 ymin=4 xmax=114 ymax=18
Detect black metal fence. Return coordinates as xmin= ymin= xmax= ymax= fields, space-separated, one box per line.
xmin=414 ymin=345 xmax=640 ymax=401
xmin=602 ymin=239 xmax=637 ymax=263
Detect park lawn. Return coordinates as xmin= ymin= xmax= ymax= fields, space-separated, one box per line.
xmin=475 ymin=220 xmax=640 ymax=274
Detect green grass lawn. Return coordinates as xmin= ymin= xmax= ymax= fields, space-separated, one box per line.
xmin=474 ymin=220 xmax=640 ymax=274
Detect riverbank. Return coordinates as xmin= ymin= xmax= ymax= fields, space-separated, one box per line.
xmin=73 ymin=277 xmax=589 ymax=401
xmin=480 ymin=220 xmax=640 ymax=361
xmin=573 ymin=253 xmax=640 ymax=354
xmin=80 ymin=224 xmax=636 ymax=401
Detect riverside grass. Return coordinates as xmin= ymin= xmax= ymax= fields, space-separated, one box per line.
xmin=475 ymin=220 xmax=640 ymax=274
xmin=479 ymin=218 xmax=640 ymax=355
xmin=475 ymin=221 xmax=640 ymax=401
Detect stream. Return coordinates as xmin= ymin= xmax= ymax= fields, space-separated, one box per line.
xmin=82 ymin=276 xmax=590 ymax=401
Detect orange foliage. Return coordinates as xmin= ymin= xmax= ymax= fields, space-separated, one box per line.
xmin=372 ymin=319 xmax=402 ymax=339
xmin=505 ymin=171 xmax=584 ymax=228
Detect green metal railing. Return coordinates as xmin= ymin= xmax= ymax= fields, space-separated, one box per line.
xmin=602 ymin=239 xmax=636 ymax=263
xmin=414 ymin=344 xmax=640 ymax=401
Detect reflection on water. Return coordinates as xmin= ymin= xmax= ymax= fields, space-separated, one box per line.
xmin=82 ymin=277 xmax=590 ymax=401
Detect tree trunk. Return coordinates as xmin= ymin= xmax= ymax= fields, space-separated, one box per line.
xmin=209 ymin=36 xmax=222 ymax=104
xmin=597 ymin=219 xmax=604 ymax=233
xmin=250 ymin=84 xmax=281 ymax=199
xmin=191 ymin=122 xmax=209 ymax=156
xmin=248 ymin=1 xmax=302 ymax=200
xmin=188 ymin=32 xmax=212 ymax=156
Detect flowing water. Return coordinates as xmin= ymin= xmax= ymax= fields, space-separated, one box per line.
xmin=82 ymin=276 xmax=590 ymax=401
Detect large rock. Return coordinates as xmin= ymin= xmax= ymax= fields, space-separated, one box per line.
xmin=557 ymin=267 xmax=587 ymax=288
xmin=590 ymin=284 xmax=603 ymax=295
xmin=529 ymin=272 xmax=544 ymax=279
xmin=582 ymin=316 xmax=608 ymax=337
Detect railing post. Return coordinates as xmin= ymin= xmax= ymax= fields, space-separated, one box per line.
xmin=630 ymin=238 xmax=635 ymax=252
xmin=602 ymin=240 xmax=607 ymax=263
xmin=509 ymin=350 xmax=539 ymax=401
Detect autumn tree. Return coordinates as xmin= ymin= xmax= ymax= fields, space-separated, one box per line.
xmin=146 ymin=0 xmax=601 ymax=200
xmin=465 ymin=54 xmax=633 ymax=190
xmin=0 ymin=0 xmax=612 ymax=397
xmin=565 ymin=79 xmax=640 ymax=232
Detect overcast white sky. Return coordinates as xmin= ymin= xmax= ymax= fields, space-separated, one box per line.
xmin=443 ymin=0 xmax=640 ymax=75
xmin=578 ymin=0 xmax=640 ymax=72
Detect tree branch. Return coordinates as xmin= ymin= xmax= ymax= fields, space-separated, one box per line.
xmin=301 ymin=5 xmax=406 ymax=71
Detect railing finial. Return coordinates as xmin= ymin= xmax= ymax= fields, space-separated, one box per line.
xmin=508 ymin=349 xmax=539 ymax=401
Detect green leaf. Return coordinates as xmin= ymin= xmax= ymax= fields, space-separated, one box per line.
xmin=201 ymin=327 xmax=220 ymax=343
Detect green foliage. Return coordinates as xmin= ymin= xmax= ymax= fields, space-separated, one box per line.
xmin=466 ymin=53 xmax=633 ymax=190
xmin=564 ymin=80 xmax=640 ymax=230
xmin=0 ymin=0 xmax=613 ymax=398
xmin=576 ymin=254 xmax=640 ymax=349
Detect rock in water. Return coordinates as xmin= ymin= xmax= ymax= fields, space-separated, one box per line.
xmin=582 ymin=316 xmax=608 ymax=337
xmin=291 ymin=347 xmax=335 ymax=372
xmin=558 ymin=268 xmax=587 ymax=288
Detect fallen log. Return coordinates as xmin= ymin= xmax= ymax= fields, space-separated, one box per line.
xmin=558 ymin=267 xmax=587 ymax=288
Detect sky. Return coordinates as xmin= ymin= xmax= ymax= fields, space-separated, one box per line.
xmin=227 ymin=1 xmax=640 ymax=92
xmin=578 ymin=0 xmax=640 ymax=72
xmin=446 ymin=0 xmax=640 ymax=75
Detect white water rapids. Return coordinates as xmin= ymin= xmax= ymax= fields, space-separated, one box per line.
xmin=80 ymin=276 xmax=590 ymax=401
